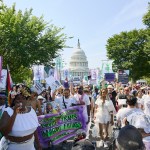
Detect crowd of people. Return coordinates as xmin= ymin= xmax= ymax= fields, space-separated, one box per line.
xmin=0 ymin=81 xmax=149 ymax=150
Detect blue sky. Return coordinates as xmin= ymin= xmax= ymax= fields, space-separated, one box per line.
xmin=3 ymin=0 xmax=149 ymax=69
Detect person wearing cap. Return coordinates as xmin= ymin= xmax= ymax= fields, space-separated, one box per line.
xmin=37 ymin=95 xmax=46 ymax=115
xmin=107 ymin=84 xmax=117 ymax=111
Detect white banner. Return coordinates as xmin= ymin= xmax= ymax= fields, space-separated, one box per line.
xmin=33 ymin=82 xmax=43 ymax=94
xmin=33 ymin=65 xmax=44 ymax=81
xmin=0 ymin=69 xmax=7 ymax=90
xmin=90 ymin=69 xmax=99 ymax=80
xmin=45 ymin=76 xmax=61 ymax=91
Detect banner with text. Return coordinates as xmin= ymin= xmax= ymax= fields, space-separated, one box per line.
xmin=0 ymin=69 xmax=7 ymax=90
xmin=38 ymin=106 xmax=87 ymax=148
xmin=118 ymin=70 xmax=129 ymax=84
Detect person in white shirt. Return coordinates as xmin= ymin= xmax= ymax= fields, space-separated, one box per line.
xmin=116 ymin=96 xmax=143 ymax=127
xmin=125 ymin=112 xmax=150 ymax=150
xmin=143 ymin=89 xmax=150 ymax=116
xmin=74 ymin=86 xmax=91 ymax=124
xmin=136 ymin=90 xmax=144 ymax=109
xmin=55 ymin=88 xmax=77 ymax=110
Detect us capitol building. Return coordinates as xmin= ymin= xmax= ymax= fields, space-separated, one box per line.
xmin=69 ymin=39 xmax=89 ymax=78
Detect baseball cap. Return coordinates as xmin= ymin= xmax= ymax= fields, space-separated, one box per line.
xmin=107 ymin=85 xmax=113 ymax=89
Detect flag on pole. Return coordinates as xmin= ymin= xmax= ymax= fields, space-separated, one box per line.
xmin=6 ymin=65 xmax=13 ymax=106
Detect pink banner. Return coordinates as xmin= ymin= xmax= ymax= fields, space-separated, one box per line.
xmin=0 ymin=56 xmax=2 ymax=81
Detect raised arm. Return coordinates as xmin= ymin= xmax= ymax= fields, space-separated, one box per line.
xmin=0 ymin=107 xmax=19 ymax=136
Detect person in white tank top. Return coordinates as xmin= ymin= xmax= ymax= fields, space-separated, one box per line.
xmin=0 ymin=91 xmax=41 ymax=150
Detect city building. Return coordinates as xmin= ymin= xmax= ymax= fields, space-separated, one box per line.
xmin=69 ymin=39 xmax=89 ymax=78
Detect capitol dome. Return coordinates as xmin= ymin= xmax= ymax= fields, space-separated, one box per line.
xmin=69 ymin=39 xmax=89 ymax=78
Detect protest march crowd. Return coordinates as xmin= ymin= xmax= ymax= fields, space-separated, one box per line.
xmin=0 ymin=80 xmax=150 ymax=150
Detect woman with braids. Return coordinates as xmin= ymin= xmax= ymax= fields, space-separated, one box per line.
xmin=94 ymin=88 xmax=116 ymax=148
xmin=0 ymin=88 xmax=42 ymax=150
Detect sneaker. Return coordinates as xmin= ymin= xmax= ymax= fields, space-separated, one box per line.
xmin=98 ymin=140 xmax=104 ymax=147
xmin=104 ymin=142 xmax=108 ymax=148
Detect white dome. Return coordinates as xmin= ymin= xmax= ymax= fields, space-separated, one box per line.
xmin=69 ymin=40 xmax=89 ymax=78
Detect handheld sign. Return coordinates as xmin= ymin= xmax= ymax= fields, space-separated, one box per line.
xmin=38 ymin=106 xmax=87 ymax=148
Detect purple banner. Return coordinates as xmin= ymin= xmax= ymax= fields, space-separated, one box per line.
xmin=38 ymin=106 xmax=87 ymax=148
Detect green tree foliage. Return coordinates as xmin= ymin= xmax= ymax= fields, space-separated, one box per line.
xmin=106 ymin=4 xmax=150 ymax=82
xmin=0 ymin=2 xmax=67 ymax=83
xmin=143 ymin=3 xmax=150 ymax=28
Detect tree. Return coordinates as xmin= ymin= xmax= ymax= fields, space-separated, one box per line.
xmin=0 ymin=1 xmax=67 ymax=83
xmin=106 ymin=4 xmax=150 ymax=82
xmin=143 ymin=3 xmax=150 ymax=28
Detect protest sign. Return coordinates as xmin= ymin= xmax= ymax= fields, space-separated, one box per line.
xmin=34 ymin=82 xmax=43 ymax=94
xmin=118 ymin=70 xmax=129 ymax=84
xmin=105 ymin=73 xmax=115 ymax=82
xmin=45 ymin=75 xmax=61 ymax=91
xmin=33 ymin=65 xmax=45 ymax=81
xmin=0 ymin=69 xmax=7 ymax=90
xmin=38 ymin=106 xmax=87 ymax=148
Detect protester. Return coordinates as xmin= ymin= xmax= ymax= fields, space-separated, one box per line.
xmin=74 ymin=86 xmax=91 ymax=124
xmin=0 ymin=89 xmax=41 ymax=150
xmin=116 ymin=125 xmax=145 ymax=150
xmin=136 ymin=90 xmax=144 ymax=109
xmin=37 ymin=95 xmax=46 ymax=115
xmin=9 ymin=85 xmax=17 ymax=103
xmin=26 ymin=91 xmax=42 ymax=116
xmin=45 ymin=102 xmax=58 ymax=114
xmin=143 ymin=88 xmax=150 ymax=115
xmin=0 ymin=93 xmax=7 ymax=139
xmin=116 ymin=96 xmax=143 ymax=127
xmin=91 ymin=87 xmax=99 ymax=122
xmin=107 ymin=85 xmax=117 ymax=111
xmin=94 ymin=88 xmax=115 ymax=148
xmin=126 ymin=112 xmax=150 ymax=150
xmin=55 ymin=88 xmax=77 ymax=110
